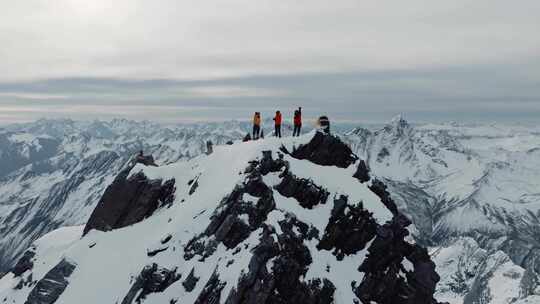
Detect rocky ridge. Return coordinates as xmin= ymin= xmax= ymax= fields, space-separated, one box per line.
xmin=1 ymin=131 xmax=445 ymax=304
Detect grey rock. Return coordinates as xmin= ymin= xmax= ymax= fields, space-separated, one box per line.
xmin=318 ymin=196 xmax=377 ymax=260
xmin=12 ymin=249 xmax=35 ymax=277
xmin=121 ymin=263 xmax=180 ymax=304
xmin=274 ymin=170 xmax=329 ymax=209
xmin=287 ymin=131 xmax=358 ymax=168
xmin=24 ymin=259 xmax=76 ymax=304
xmin=183 ymin=268 xmax=200 ymax=292
xmin=83 ymin=163 xmax=176 ymax=236
xmin=353 ymin=159 xmax=370 ymax=183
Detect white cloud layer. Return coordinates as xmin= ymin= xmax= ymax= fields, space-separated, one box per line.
xmin=1 ymin=0 xmax=539 ymax=81
xmin=0 ymin=0 xmax=539 ymax=124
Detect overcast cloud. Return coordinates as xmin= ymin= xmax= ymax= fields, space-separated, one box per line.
xmin=0 ymin=0 xmax=539 ymax=124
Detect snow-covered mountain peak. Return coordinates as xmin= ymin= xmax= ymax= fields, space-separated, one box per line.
xmin=343 ymin=119 xmax=540 ymax=303
xmin=0 ymin=131 xmax=445 ymax=304
xmin=385 ymin=114 xmax=411 ymax=135
xmin=390 ymin=113 xmax=407 ymax=126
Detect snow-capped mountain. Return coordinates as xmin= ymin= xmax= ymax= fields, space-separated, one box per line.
xmin=1 ymin=117 xmax=539 ymax=303
xmin=0 ymin=119 xmax=252 ymax=273
xmin=0 ymin=131 xmax=443 ymax=304
xmin=344 ymin=116 xmax=540 ymax=303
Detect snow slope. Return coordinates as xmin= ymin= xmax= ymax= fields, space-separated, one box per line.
xmin=0 ymin=119 xmax=249 ymax=273
xmin=0 ymin=131 xmax=437 ymax=304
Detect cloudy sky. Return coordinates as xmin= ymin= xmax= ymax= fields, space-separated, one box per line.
xmin=0 ymin=0 xmax=539 ymax=124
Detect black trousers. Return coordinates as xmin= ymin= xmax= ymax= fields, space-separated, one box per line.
xmin=293 ymin=124 xmax=302 ymax=136
xmin=275 ymin=125 xmax=281 ymax=138
xmin=253 ymin=125 xmax=260 ymax=139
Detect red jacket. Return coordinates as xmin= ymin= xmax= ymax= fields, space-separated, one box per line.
xmin=274 ymin=113 xmax=282 ymax=125
xmin=294 ymin=112 xmax=302 ymax=125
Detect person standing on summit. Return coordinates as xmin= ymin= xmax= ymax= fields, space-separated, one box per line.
xmin=273 ymin=110 xmax=282 ymax=138
xmin=293 ymin=107 xmax=302 ymax=137
xmin=252 ymin=112 xmax=261 ymax=139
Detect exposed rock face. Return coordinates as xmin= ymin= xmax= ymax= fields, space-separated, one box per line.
xmin=184 ymin=154 xmax=282 ymax=259
xmin=224 ymin=223 xmax=335 ymax=304
xmin=12 ymin=249 xmax=35 ymax=277
xmin=188 ymin=176 xmax=199 ymax=196
xmin=181 ymin=142 xmax=443 ymax=303
xmin=274 ymin=170 xmax=329 ymax=209
xmin=135 ymin=155 xmax=158 ymax=167
xmin=353 ymin=159 xmax=370 ymax=183
xmin=195 ymin=271 xmax=226 ymax=304
xmin=287 ymin=131 xmax=358 ymax=168
xmin=182 ymin=268 xmax=200 ymax=292
xmin=183 ymin=152 xmax=338 ymax=304
xmin=318 ymin=196 xmax=377 ymax=260
xmin=355 ymin=215 xmax=441 ymax=304
xmin=368 ymin=179 xmax=399 ymax=216
xmin=83 ymin=164 xmax=176 ymax=236
xmin=24 ymin=259 xmax=76 ymax=304
xmin=181 ymin=135 xmax=444 ymax=304
xmin=121 ymin=263 xmax=181 ymax=304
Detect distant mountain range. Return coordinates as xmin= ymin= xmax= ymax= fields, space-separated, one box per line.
xmin=344 ymin=116 xmax=540 ymax=303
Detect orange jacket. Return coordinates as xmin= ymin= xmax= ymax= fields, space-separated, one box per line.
xmin=253 ymin=114 xmax=261 ymax=126
xmin=274 ymin=113 xmax=282 ymax=125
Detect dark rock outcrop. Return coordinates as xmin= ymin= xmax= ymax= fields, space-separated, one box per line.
xmin=405 ymin=245 xmax=441 ymax=303
xmin=24 ymin=259 xmax=76 ymax=304
xmin=121 ymin=263 xmax=181 ymax=304
xmin=12 ymin=249 xmax=35 ymax=277
xmin=147 ymin=246 xmax=168 ymax=257
xmin=225 ymin=221 xmax=335 ymax=304
xmin=183 ymin=268 xmax=200 ymax=292
xmin=318 ymin=196 xmax=377 ymax=260
xmin=279 ymin=213 xmax=320 ymax=241
xmin=353 ymin=159 xmax=370 ymax=183
xmin=185 ymin=151 xmax=339 ymax=304
xmin=83 ymin=165 xmax=176 ymax=236
xmin=368 ymin=179 xmax=399 ymax=216
xmin=195 ymin=270 xmax=226 ymax=304
xmin=286 ymin=131 xmax=358 ymax=168
xmin=183 ymin=144 xmax=443 ymax=303
xmin=135 ymin=155 xmax=158 ymax=167
xmin=355 ymin=214 xmax=442 ymax=304
xmin=188 ymin=176 xmax=199 ymax=196
xmin=275 ymin=170 xmax=329 ymax=209
xmin=258 ymin=151 xmax=287 ymax=175
xmin=185 ymin=154 xmax=280 ymax=260
xmin=224 ymin=226 xmax=280 ymax=304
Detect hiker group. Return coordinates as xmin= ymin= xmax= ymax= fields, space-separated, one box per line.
xmin=136 ymin=109 xmax=331 ymax=165
xmin=250 ymin=107 xmax=330 ymax=140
